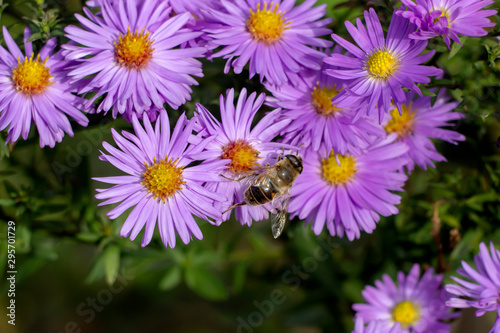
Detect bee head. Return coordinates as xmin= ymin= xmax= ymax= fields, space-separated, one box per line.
xmin=285 ymin=154 xmax=303 ymax=174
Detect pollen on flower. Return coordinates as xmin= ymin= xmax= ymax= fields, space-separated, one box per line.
xmin=12 ymin=54 xmax=53 ymax=95
xmin=141 ymin=157 xmax=185 ymax=202
xmin=392 ymin=301 xmax=420 ymax=328
xmin=433 ymin=8 xmax=451 ymax=26
xmin=247 ymin=1 xmax=291 ymax=43
xmin=114 ymin=27 xmax=154 ymax=69
xmin=384 ymin=104 xmax=416 ymax=138
xmin=322 ymin=150 xmax=357 ymax=186
xmin=311 ymin=83 xmax=342 ymax=116
xmin=366 ymin=50 xmax=397 ymax=80
xmin=222 ymin=140 xmax=261 ymax=174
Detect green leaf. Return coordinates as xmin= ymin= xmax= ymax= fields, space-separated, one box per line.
xmin=467 ymin=191 xmax=500 ymax=204
xmin=420 ymin=86 xmax=436 ymax=97
xmin=449 ymin=89 xmax=463 ymax=102
xmin=185 ymin=265 xmax=228 ymax=301
xmin=441 ymin=214 xmax=461 ymax=228
xmin=158 ymin=266 xmax=182 ymax=291
xmin=26 ymin=32 xmax=42 ymax=43
xmin=448 ymin=41 xmax=463 ymax=59
xmin=76 ymin=232 xmax=101 ymax=243
xmin=104 ymin=245 xmax=120 ymax=285
xmin=0 ymin=199 xmax=15 ymax=206
xmin=465 ymin=191 xmax=499 ymax=211
xmin=85 ymin=252 xmax=106 ymax=284
xmin=485 ymin=163 xmax=499 ymax=187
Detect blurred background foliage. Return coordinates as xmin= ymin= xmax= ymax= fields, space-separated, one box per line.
xmin=0 ymin=0 xmax=499 ymax=332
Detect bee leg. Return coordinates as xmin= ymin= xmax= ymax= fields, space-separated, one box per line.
xmin=296 ymin=143 xmax=304 ymax=155
xmin=220 ymin=174 xmax=248 ymax=182
xmin=222 ymin=202 xmax=246 ymax=214
xmin=277 ymin=147 xmax=285 ymax=161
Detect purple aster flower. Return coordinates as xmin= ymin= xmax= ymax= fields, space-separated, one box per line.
xmin=63 ymin=0 xmax=205 ymax=120
xmin=396 ymin=0 xmax=497 ymax=48
xmin=94 ymin=111 xmax=227 ymax=248
xmin=382 ymin=90 xmax=465 ymax=172
xmin=0 ymin=27 xmax=88 ymax=148
xmin=354 ymin=264 xmax=456 ymax=332
xmin=265 ymin=48 xmax=385 ymax=155
xmin=194 ymin=88 xmax=291 ymax=226
xmin=205 ymin=0 xmax=333 ymax=86
xmin=446 ymin=242 xmax=500 ymax=332
xmin=352 ymin=317 xmax=401 ymax=333
xmin=324 ymin=8 xmax=442 ymax=123
xmin=288 ymin=135 xmax=408 ymax=240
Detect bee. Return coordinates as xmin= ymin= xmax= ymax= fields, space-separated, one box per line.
xmin=222 ymin=151 xmax=303 ymax=238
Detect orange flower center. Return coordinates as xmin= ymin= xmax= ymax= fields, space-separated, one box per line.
xmin=114 ymin=27 xmax=154 ymax=69
xmin=222 ymin=140 xmax=261 ymax=174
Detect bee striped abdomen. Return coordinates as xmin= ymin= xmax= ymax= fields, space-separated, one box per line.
xmin=245 ymin=181 xmax=278 ymax=206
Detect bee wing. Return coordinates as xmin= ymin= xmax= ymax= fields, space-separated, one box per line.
xmin=271 ymin=188 xmax=292 ymax=239
xmin=247 ymin=165 xmax=278 ymax=186
xmin=222 ymin=165 xmax=267 ymax=185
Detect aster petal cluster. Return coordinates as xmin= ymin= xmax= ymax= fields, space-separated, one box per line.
xmin=194 ymin=88 xmax=292 ymax=226
xmin=63 ymin=0 xmax=205 ymax=120
xmin=446 ymin=242 xmax=500 ymax=332
xmin=288 ymin=134 xmax=408 ymax=240
xmin=205 ymin=0 xmax=333 ymax=86
xmin=325 ymin=8 xmax=442 ymax=123
xmin=354 ymin=264 xmax=456 ymax=332
xmin=265 ymin=48 xmax=384 ymax=154
xmin=94 ymin=111 xmax=227 ymax=248
xmin=383 ymin=90 xmax=465 ymax=172
xmin=167 ymin=0 xmax=221 ymax=19
xmin=0 ymin=27 xmax=88 ymax=148
xmin=397 ymin=0 xmax=498 ymax=48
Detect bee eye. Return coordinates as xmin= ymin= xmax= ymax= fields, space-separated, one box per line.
xmin=285 ymin=154 xmax=303 ymax=173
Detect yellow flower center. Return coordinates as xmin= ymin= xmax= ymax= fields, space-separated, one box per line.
xmin=247 ymin=2 xmax=291 ymax=43
xmin=433 ymin=8 xmax=451 ymax=26
xmin=114 ymin=27 xmax=154 ymax=69
xmin=141 ymin=157 xmax=185 ymax=202
xmin=322 ymin=150 xmax=357 ymax=186
xmin=366 ymin=50 xmax=397 ymax=80
xmin=392 ymin=301 xmax=420 ymax=328
xmin=311 ymin=84 xmax=342 ymax=116
xmin=222 ymin=140 xmax=261 ymax=174
xmin=12 ymin=54 xmax=53 ymax=95
xmin=384 ymin=103 xmax=415 ymax=138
